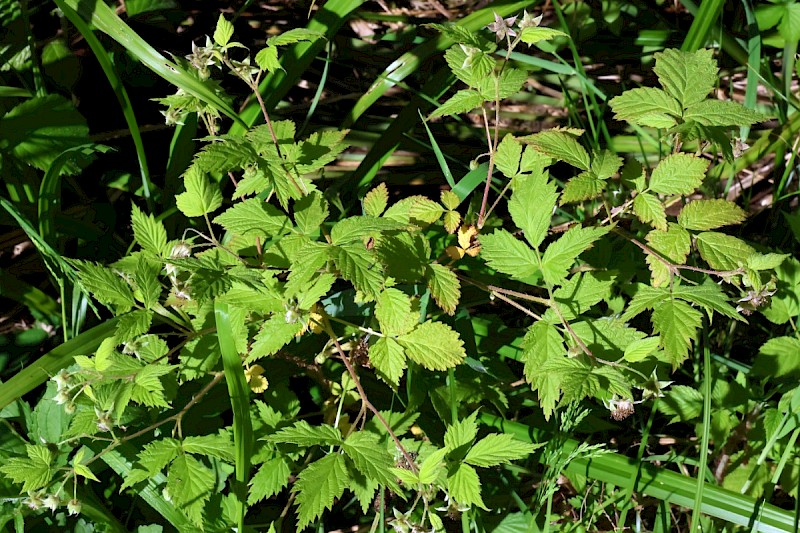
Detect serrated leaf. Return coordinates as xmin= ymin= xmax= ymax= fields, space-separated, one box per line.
xmin=541 ymin=226 xmax=609 ymax=285
xmin=193 ymin=139 xmax=258 ymax=174
xmin=677 ymin=199 xmax=746 ymax=231
xmin=332 ymin=244 xmax=384 ymax=301
xmin=342 ymin=432 xmax=399 ymax=489
xmin=418 ymin=448 xmax=448 ymax=484
xmin=623 ymin=336 xmax=662 ymax=362
xmin=376 ymin=288 xmax=417 ymax=336
xmin=294 ymin=191 xmax=329 ymax=235
xmin=522 ymin=321 xmax=565 ymax=420
xmin=248 ymin=315 xmax=304 ymax=362
xmin=131 ymin=204 xmax=167 ymax=256
xmin=652 ymin=299 xmax=702 ymax=367
xmin=249 ymin=457 xmax=290 ymax=504
xmin=509 ymin=170 xmax=558 ymax=249
xmin=213 ymin=198 xmax=291 ymax=237
xmin=254 ymin=46 xmax=280 ymax=72
xmin=519 ymin=26 xmax=568 ymax=43
xmin=696 ymin=232 xmax=755 ymax=270
xmin=609 ymin=87 xmax=681 ymax=128
xmin=621 ymin=284 xmax=670 ymax=322
xmin=293 ymin=454 xmax=348 ymax=529
xmin=443 ymin=210 xmax=461 ymax=233
xmin=133 ymin=438 xmax=181 ymax=477
xmin=430 ymin=89 xmax=484 ymax=118
xmin=370 ymin=336 xmax=407 ymax=387
xmin=747 ymin=253 xmax=789 ymax=271
xmin=213 ymin=14 xmax=234 ymax=46
xmin=70 ymin=259 xmax=135 ymax=312
xmin=590 ymin=149 xmax=623 ymax=180
xmin=182 ymin=434 xmax=235 ymax=463
xmin=363 ymin=183 xmax=389 ymax=217
xmin=0 ymin=444 xmax=55 ymax=492
xmin=633 ymin=192 xmax=667 ymax=230
xmin=115 ymin=309 xmax=153 ymax=342
xmin=495 ymin=134 xmax=522 ymax=179
xmin=383 ymin=195 xmax=444 ymax=227
xmin=683 ymin=100 xmax=768 ymax=127
xmin=645 ymin=223 xmax=691 ymax=287
xmin=444 ymin=412 xmax=478 ymax=454
xmin=464 ymin=433 xmax=537 ymax=467
xmin=268 ymin=28 xmax=323 ymax=46
xmin=268 ymin=420 xmax=342 ymax=447
xmin=444 ymin=45 xmax=495 ymax=88
xmin=478 ymin=230 xmax=539 ymax=280
xmin=426 ymin=263 xmax=461 ymax=315
xmin=752 ymin=337 xmax=800 ymax=379
xmin=477 ymin=68 xmax=528 ymax=100
xmin=521 ymin=130 xmax=590 ymax=170
xmin=330 ymin=216 xmax=404 ymax=244
xmin=398 ymin=321 xmax=465 ymax=371
xmin=545 ymin=272 xmax=615 ymax=322
xmin=653 ymin=48 xmax=718 ymax=107
xmin=166 ymin=454 xmax=215 ymax=525
xmin=671 ymin=280 xmax=742 ymax=321
xmin=176 ymin=167 xmax=223 ymax=218
xmin=649 ymin=153 xmax=708 ymax=195
xmin=448 ymin=464 xmax=487 ymax=510
xmin=73 ymin=462 xmax=99 ymax=482
xmin=560 ymin=172 xmax=605 ymax=204
xmin=440 ymin=190 xmax=460 ymax=211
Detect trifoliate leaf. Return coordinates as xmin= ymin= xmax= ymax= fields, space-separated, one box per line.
xmin=448 ymin=464 xmax=487 ymax=510
xmin=683 ymin=100 xmax=768 ymax=127
xmin=376 ymin=288 xmax=417 ymax=336
xmin=370 ymin=336 xmax=407 ymax=387
xmin=523 ymin=321 xmax=565 ymax=420
xmin=653 ymin=48 xmax=717 ymax=108
xmin=752 ymin=337 xmax=800 ymax=380
xmin=608 ymin=87 xmax=681 ymax=128
xmin=479 ymin=229 xmax=539 ymax=280
xmin=633 ymin=192 xmax=667 ymax=230
xmin=495 ymin=134 xmax=522 ymax=179
xmin=363 ymin=183 xmax=389 ymax=217
xmin=649 ymin=153 xmax=708 ymax=195
xmin=398 ymin=321 xmax=466 ymax=371
xmin=0 ymin=444 xmax=55 ymax=492
xmin=182 ymin=434 xmax=236 ymax=463
xmin=213 ymin=198 xmax=291 ymax=237
xmin=342 ymin=432 xmax=399 ymax=489
xmin=560 ymin=172 xmax=605 ymax=204
xmin=294 ymin=191 xmax=329 ymax=235
xmin=677 ymin=199 xmax=746 ymax=231
xmin=696 ymin=232 xmax=755 ymax=270
xmin=652 ymin=299 xmax=702 ymax=367
xmin=167 ymin=454 xmax=215 ymax=526
xmin=430 ymin=89 xmax=484 ymax=118
xmin=464 ymin=434 xmax=538 ymax=467
xmin=331 ymin=244 xmax=384 ymax=301
xmin=249 ymin=457 xmax=290 ymax=504
xmin=248 ymin=315 xmax=304 ymax=362
xmin=426 ymin=263 xmax=461 ymax=315
xmin=444 ymin=412 xmax=478 ymax=455
xmin=268 ymin=421 xmax=342 ymax=447
xmin=521 ymin=129 xmax=590 ymax=170
xmin=131 ymin=203 xmax=167 ymax=256
xmin=541 ymin=226 xmax=609 ymax=285
xmin=213 ymin=14 xmax=234 ymax=46
xmin=293 ymin=454 xmax=349 ymax=529
xmin=176 ymin=167 xmax=223 ymax=218
xmin=509 ymin=170 xmax=558 ymax=249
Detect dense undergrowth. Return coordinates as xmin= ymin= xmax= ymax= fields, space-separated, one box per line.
xmin=1 ymin=0 xmax=800 ymax=531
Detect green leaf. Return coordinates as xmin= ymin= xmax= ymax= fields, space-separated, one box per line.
xmin=608 ymin=88 xmax=681 ymax=128
xmin=70 ymin=259 xmax=135 ymax=312
xmin=545 ymin=272 xmax=615 ymax=322
xmin=268 ymin=28 xmax=323 ymax=47
xmin=560 ymin=172 xmax=605 ymax=204
xmin=444 ymin=412 xmax=479 ymax=454
xmin=193 ymin=139 xmax=258 ymax=174
xmin=677 ymin=199 xmax=746 ymax=231
xmin=131 ymin=204 xmax=167 ymax=256
xmin=133 ymin=364 xmax=173 ymax=407
xmin=683 ymin=100 xmax=768 ymax=127
xmin=752 ymin=337 xmax=800 ymax=380
xmin=430 ymin=89 xmax=484 ymax=118
xmin=268 ymin=420 xmax=342 ymax=447
xmin=363 ymin=183 xmax=388 ymax=217
xmin=331 ymin=244 xmax=384 ymax=301
xmin=370 ymin=337 xmax=407 ymax=387
xmin=213 ymin=198 xmax=291 ymax=238
xmin=649 ymin=153 xmax=708 ymax=195
xmin=747 ymin=253 xmax=789 ymax=271
xmin=590 ymin=149 xmax=623 ymax=180
xmin=541 ymin=226 xmax=609 ymax=285
xmin=176 ymin=167 xmax=223 ymax=218
xmin=443 ymin=44 xmax=495 ymax=88
xmin=418 ymin=448 xmax=448 ymax=484
xmin=478 ymin=229 xmax=539 ymax=280
xmin=0 ymin=444 xmax=55 ymax=492
xmin=376 ymin=288 xmax=417 ymax=336
xmin=213 ymin=14 xmax=234 ymax=46
xmin=633 ymin=192 xmax=667 ymax=231
xmin=477 ymin=68 xmax=528 ymax=100
xmin=464 ymin=433 xmax=537 ymax=467
xmin=132 ymin=439 xmax=181 ymax=477
xmin=519 ymin=26 xmax=568 ymax=44
xmin=652 ymin=299 xmax=702 ymax=367
xmin=342 ymin=432 xmax=399 ymax=489
xmin=509 ymin=170 xmax=558 ymax=249
xmin=621 ymin=284 xmax=670 ymax=322
xmin=293 ymin=454 xmax=349 ymax=529
xmin=447 ymin=464 xmax=487 ymax=510
xmin=645 ymin=223 xmax=691 ymax=287
xmin=248 ymin=315 xmax=304 ymax=362
xmin=249 ymin=457 xmax=290 ymax=504
xmin=653 ymin=48 xmax=717 ymax=107
xmin=398 ymin=321 xmax=466 ymax=371
xmin=425 ymin=263 xmax=461 ymax=315
xmin=623 ymin=336 xmax=662 ymax=362
xmin=523 ymin=321 xmax=565 ymax=420
xmin=330 ymin=216 xmax=404 ymax=244
xmin=294 ymin=191 xmax=329 ymax=235
xmin=182 ymin=434 xmax=236 ymax=463
xmin=383 ymin=195 xmax=444 ymax=227
xmin=166 ymin=454 xmax=215 ymax=526
xmin=696 ymin=232 xmax=755 ymax=270
xmin=255 ymin=46 xmax=280 ymax=72
xmin=495 ymin=134 xmax=522 ymax=179
xmin=671 ymin=280 xmax=742 ymax=321
xmin=521 ymin=129 xmax=590 ymax=170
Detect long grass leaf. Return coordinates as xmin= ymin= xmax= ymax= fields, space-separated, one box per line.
xmin=680 ymin=0 xmax=726 ymax=51
xmin=418 ymin=110 xmax=455 ymax=189
xmin=690 ymin=320 xmax=713 ymax=532
xmin=214 ymin=301 xmax=253 ymax=530
xmin=0 ymin=86 xmax=32 ymax=97
xmin=55 ymin=0 xmax=153 ymax=210
xmin=739 ymin=0 xmax=761 ymax=141
xmin=0 ymin=318 xmax=119 ymax=410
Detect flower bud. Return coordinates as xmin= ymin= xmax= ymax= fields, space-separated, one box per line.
xmin=42 ymin=494 xmax=60 ymax=512
xmin=67 ymin=499 xmax=82 ymax=516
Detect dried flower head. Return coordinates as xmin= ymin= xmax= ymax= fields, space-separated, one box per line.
xmin=487 ymin=12 xmax=517 ymax=42
xmin=604 ymin=396 xmax=635 ymax=421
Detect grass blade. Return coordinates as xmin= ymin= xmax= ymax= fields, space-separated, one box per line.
xmin=680 ymin=0 xmax=725 ymax=51
xmin=418 ymin=110 xmax=455 ymax=189
xmin=214 ymin=301 xmax=253 ymax=530
xmin=0 ymin=317 xmax=119 ymax=410
xmin=0 ymin=86 xmax=32 ymax=97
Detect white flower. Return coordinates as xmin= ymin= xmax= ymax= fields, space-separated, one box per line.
xmin=42 ymin=494 xmax=60 ymax=512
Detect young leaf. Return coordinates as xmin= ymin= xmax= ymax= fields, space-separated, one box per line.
xmin=370 ymin=337 xmax=407 ymax=387
xmin=645 ymin=223 xmax=691 ymax=287
xmin=495 ymin=134 xmax=522 ymax=179
xmin=443 ymin=44 xmax=495 ymax=88
xmin=293 ymin=454 xmax=349 ymax=529
xmin=268 ymin=421 xmax=342 ymax=447
xmin=448 ymin=464 xmax=487 ymax=510
xmin=268 ymin=28 xmax=323 ymax=47
xmin=444 ymin=412 xmax=479 ymax=454
xmin=653 ymin=48 xmax=717 ymax=108
xmin=383 ymin=195 xmax=444 ymax=226
xmin=331 ymin=244 xmax=384 ymax=301
xmin=560 ymin=172 xmax=605 ymax=204
xmin=541 ymin=226 xmax=609 ymax=285
xmin=363 ymin=183 xmax=389 ymax=217
xmin=608 ymin=87 xmax=682 ymax=128
xmin=590 ymin=149 xmax=623 ymax=180
xmin=683 ymin=100 xmax=768 ymax=127
xmin=375 ymin=288 xmax=417 ymax=337
xmin=464 ymin=433 xmax=538 ymax=467
xmin=633 ymin=193 xmax=667 ymax=230
xmin=294 ymin=191 xmax=329 ymax=235
xmin=509 ymin=170 xmax=558 ymax=249
xmin=478 ymin=230 xmax=539 ymax=280
xmin=249 ymin=457 xmax=290 ymax=504
xmin=652 ymin=299 xmax=702 ymax=367
xmin=430 ymin=89 xmax=484 ymax=118
xmin=519 ymin=26 xmax=568 ymax=44
xmin=476 ymin=68 xmax=528 ymax=100
xmin=398 ymin=321 xmax=466 ymax=371
xmin=132 ymin=439 xmax=181 ymax=477
xmin=255 ymin=46 xmax=280 ymax=72
xmin=0 ymin=444 xmax=55 ymax=492
xmin=649 ymin=153 xmax=708 ymax=195
xmin=696 ymin=232 xmax=755 ymax=270
xmin=131 ymin=204 xmax=167 ymax=256
xmin=425 ymin=263 xmax=461 ymax=315
xmin=213 ymin=198 xmax=291 ymax=237
xmin=523 ymin=321 xmax=565 ymax=420
xmin=176 ymin=167 xmax=223 ymax=218
xmin=342 ymin=432 xmax=399 ymax=488
xmin=248 ymin=315 xmax=304 ymax=362
xmin=213 ymin=15 xmax=234 ymax=47
xmin=418 ymin=448 xmax=448 ymax=484
xmin=521 ymin=129 xmax=590 ymax=170
xmin=677 ymin=199 xmax=746 ymax=231
xmin=166 ymin=454 xmax=216 ymax=526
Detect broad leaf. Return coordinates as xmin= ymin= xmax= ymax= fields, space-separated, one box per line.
xmin=430 ymin=89 xmax=484 ymax=118
xmin=560 ymin=172 xmax=605 ymax=204
xmin=509 ymin=170 xmax=558 ymax=249
xmin=633 ymin=192 xmax=667 ymax=231
xmin=652 ymin=299 xmax=702 ymax=367
xmin=479 ymin=229 xmax=539 ymax=280
xmin=370 ymin=336 xmax=407 ymax=387
xmin=521 ymin=129 xmax=590 ymax=170
xmin=696 ymin=232 xmax=755 ymax=270
xmin=375 ymin=288 xmax=417 ymax=336
xmin=649 ymin=153 xmax=708 ymax=195
xmin=465 ymin=434 xmax=537 ymax=467
xmin=609 ymin=87 xmax=681 ymax=128
xmin=268 ymin=421 xmax=342 ymax=447
xmin=213 ymin=198 xmax=290 ymax=237
xmin=131 ymin=204 xmax=167 ymax=256
xmin=683 ymin=100 xmax=768 ymax=127
xmin=293 ymin=454 xmax=349 ymax=529
xmin=677 ymin=199 xmax=746 ymax=231
xmin=398 ymin=321 xmax=465 ymax=371
xmin=653 ymin=48 xmax=717 ymax=107
xmin=176 ymin=167 xmax=223 ymax=218
xmin=541 ymin=226 xmax=609 ymax=285
xmin=249 ymin=457 xmax=290 ymax=504
xmin=448 ymin=464 xmax=487 ymax=510
xmin=426 ymin=263 xmax=461 ymax=315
